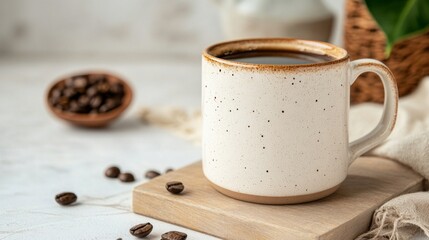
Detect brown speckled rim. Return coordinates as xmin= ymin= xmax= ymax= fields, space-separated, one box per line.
xmin=209 ymin=180 xmax=341 ymax=205
xmin=203 ymin=38 xmax=349 ymax=69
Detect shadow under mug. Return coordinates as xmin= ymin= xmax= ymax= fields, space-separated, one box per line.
xmin=201 ymin=38 xmax=398 ymax=204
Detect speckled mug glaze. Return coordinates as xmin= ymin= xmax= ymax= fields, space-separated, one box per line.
xmin=202 ymin=38 xmax=398 ymax=204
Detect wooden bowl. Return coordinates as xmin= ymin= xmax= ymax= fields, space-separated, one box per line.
xmin=46 ymin=71 xmax=133 ymax=127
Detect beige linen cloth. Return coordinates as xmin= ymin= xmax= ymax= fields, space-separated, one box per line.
xmin=351 ymin=77 xmax=429 ymax=240
xmin=140 ymin=76 xmax=429 ymax=240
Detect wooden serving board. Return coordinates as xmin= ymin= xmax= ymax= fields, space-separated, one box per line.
xmin=133 ymin=157 xmax=424 ymax=240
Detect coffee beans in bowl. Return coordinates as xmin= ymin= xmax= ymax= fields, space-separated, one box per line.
xmin=55 ymin=192 xmax=77 ymax=206
xmin=47 ymin=71 xmax=132 ymax=127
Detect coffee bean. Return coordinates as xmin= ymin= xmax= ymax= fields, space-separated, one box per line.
xmin=106 ymin=75 xmax=118 ymax=83
xmin=57 ymin=96 xmax=69 ymax=107
xmin=64 ymin=78 xmax=74 ymax=87
xmin=88 ymin=74 xmax=105 ymax=84
xmin=99 ymin=98 xmax=118 ymax=113
xmin=73 ymin=77 xmax=88 ymax=89
xmin=97 ymin=83 xmax=110 ymax=93
xmin=166 ymin=181 xmax=184 ymax=194
xmin=90 ymin=96 xmax=103 ymax=109
xmin=129 ymin=222 xmax=153 ymax=238
xmin=110 ymin=82 xmax=124 ymax=96
xmin=50 ymin=90 xmax=62 ymax=105
xmin=105 ymin=166 xmax=120 ymax=178
xmin=161 ymin=231 xmax=187 ymax=240
xmin=145 ymin=170 xmax=161 ymax=179
xmin=69 ymin=100 xmax=80 ymax=112
xmin=55 ymin=192 xmax=77 ymax=206
xmin=86 ymin=86 xmax=98 ymax=97
xmin=51 ymin=89 xmax=62 ymax=99
xmin=119 ymin=172 xmax=135 ymax=182
xmin=78 ymin=95 xmax=90 ymax=107
xmin=63 ymin=88 xmax=77 ymax=98
xmin=98 ymin=104 xmax=110 ymax=113
xmin=165 ymin=168 xmax=174 ymax=173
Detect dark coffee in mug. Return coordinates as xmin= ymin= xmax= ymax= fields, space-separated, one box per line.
xmin=222 ymin=51 xmax=335 ymax=65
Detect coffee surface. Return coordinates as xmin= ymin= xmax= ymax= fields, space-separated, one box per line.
xmin=222 ymin=51 xmax=335 ymax=65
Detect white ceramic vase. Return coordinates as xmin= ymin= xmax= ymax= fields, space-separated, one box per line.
xmin=216 ymin=0 xmax=334 ymax=42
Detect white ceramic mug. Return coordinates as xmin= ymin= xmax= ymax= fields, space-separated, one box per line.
xmin=201 ymin=39 xmax=398 ymax=204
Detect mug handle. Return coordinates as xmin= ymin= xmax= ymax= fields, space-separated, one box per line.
xmin=348 ymin=59 xmax=398 ymax=165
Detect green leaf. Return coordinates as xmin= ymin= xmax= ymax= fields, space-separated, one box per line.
xmin=364 ymin=0 xmax=429 ymax=57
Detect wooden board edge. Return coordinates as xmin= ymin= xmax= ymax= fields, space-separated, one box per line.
xmin=132 ymin=187 xmax=318 ymax=240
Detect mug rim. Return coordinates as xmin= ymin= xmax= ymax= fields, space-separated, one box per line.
xmin=203 ymin=38 xmax=349 ymax=69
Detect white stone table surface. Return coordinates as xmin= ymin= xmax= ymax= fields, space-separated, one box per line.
xmin=0 ymin=57 xmax=426 ymax=240
xmin=0 ymin=56 xmax=219 ymax=240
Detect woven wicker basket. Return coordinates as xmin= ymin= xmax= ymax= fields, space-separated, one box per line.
xmin=345 ymin=0 xmax=429 ymax=104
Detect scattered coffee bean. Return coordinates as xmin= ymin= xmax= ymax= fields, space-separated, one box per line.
xmin=49 ymin=73 xmax=125 ymax=114
xmin=161 ymin=231 xmax=187 ymax=240
xmin=129 ymin=222 xmax=153 ymax=238
xmin=166 ymin=181 xmax=184 ymax=194
xmin=105 ymin=166 xmax=121 ymax=178
xmin=119 ymin=172 xmax=135 ymax=182
xmin=145 ymin=170 xmax=161 ymax=179
xmin=165 ymin=168 xmax=174 ymax=173
xmin=55 ymin=192 xmax=77 ymax=206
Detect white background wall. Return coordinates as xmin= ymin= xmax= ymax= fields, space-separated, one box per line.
xmin=0 ymin=0 xmax=345 ymax=58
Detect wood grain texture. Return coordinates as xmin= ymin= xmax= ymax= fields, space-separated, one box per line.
xmin=132 ymin=157 xmax=424 ymax=240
